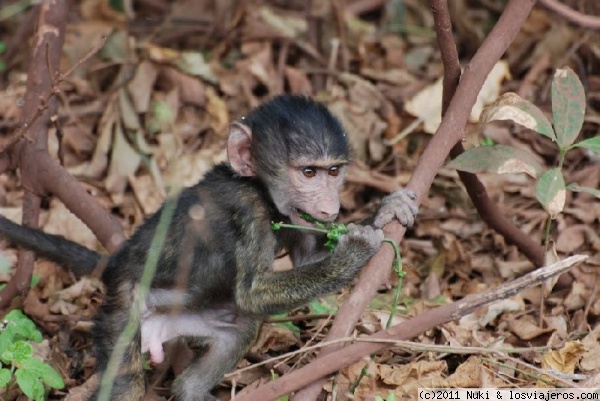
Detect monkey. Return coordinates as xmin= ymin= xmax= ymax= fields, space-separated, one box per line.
xmin=0 ymin=95 xmax=418 ymax=401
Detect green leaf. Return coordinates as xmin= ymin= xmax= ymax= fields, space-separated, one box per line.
xmin=4 ymin=310 xmax=42 ymax=342
xmin=480 ymin=92 xmax=556 ymax=141
xmin=15 ymin=369 xmax=44 ymax=401
xmin=446 ymin=144 xmax=544 ymax=178
xmin=552 ymin=68 xmax=586 ymax=148
xmin=567 ymin=184 xmax=600 ymax=198
xmin=39 ymin=364 xmax=64 ymax=389
xmin=10 ymin=341 xmax=34 ymax=364
xmin=535 ymin=168 xmax=566 ymax=218
xmin=573 ymin=136 xmax=600 ymax=153
xmin=0 ymin=368 xmax=11 ymax=387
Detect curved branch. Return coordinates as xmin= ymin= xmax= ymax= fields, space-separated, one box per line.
xmin=539 ymin=0 xmax=600 ymax=30
xmin=39 ymin=154 xmax=125 ymax=252
xmin=283 ymin=0 xmax=537 ymax=400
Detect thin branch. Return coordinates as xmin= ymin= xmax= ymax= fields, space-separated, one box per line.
xmin=432 ymin=0 xmax=546 ymax=267
xmin=539 ymin=0 xmax=600 ymax=29
xmin=0 ymin=0 xmax=68 ymax=307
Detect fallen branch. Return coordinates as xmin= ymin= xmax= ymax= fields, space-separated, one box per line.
xmin=236 ymin=254 xmax=587 ymax=400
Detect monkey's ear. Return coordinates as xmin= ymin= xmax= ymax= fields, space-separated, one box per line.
xmin=228 ymin=122 xmax=256 ymax=177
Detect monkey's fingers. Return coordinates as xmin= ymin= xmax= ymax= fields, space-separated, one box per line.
xmin=343 ymin=223 xmax=384 ymax=249
xmin=374 ymin=189 xmax=419 ymax=228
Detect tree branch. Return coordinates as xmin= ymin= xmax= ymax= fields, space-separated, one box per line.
xmin=539 ymin=0 xmax=600 ymax=30
xmin=288 ymin=0 xmax=537 ymax=399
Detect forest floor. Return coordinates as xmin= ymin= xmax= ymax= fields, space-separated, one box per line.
xmin=0 ymin=0 xmax=599 ymax=400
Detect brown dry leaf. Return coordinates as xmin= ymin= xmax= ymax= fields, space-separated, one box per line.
xmin=127 ymin=61 xmax=159 ymax=113
xmin=580 ymin=326 xmax=600 ymax=372
xmin=379 ymin=360 xmax=448 ymax=399
xmin=49 ymin=277 xmax=102 ymax=316
xmin=337 ymin=359 xmax=378 ymax=399
xmin=163 ymin=146 xmax=227 ymax=189
xmin=440 ymin=219 xmax=484 ymax=238
xmin=328 ymin=83 xmax=387 ymax=162
xmin=206 ymin=87 xmax=230 ymax=137
xmin=129 ymin=175 xmax=165 ymax=216
xmin=83 ymin=96 xmax=117 ymax=179
xmin=544 ymin=315 xmax=568 ymax=339
xmin=161 ymin=67 xmax=206 ymax=107
xmin=251 ymin=323 xmax=300 ymax=354
xmin=496 ymin=259 xmax=534 ymax=279
xmin=540 ymin=341 xmax=584 ymax=385
xmin=542 ymin=248 xmax=560 ymax=297
xmin=556 ymin=225 xmax=587 ymax=253
xmin=508 ymin=315 xmax=552 ymax=341
xmin=447 ymin=356 xmax=504 ymax=388
xmin=244 ymin=44 xmax=282 ymax=96
xmin=284 ymin=66 xmax=313 ymax=95
xmin=23 ymin=291 xmax=50 ymax=323
xmin=528 ymin=24 xmax=575 ymax=68
xmin=257 ymin=6 xmax=307 ymax=38
xmin=146 ymin=43 xmax=217 ymax=84
xmin=80 ymin=0 xmax=128 ymax=22
xmin=59 ymin=124 xmax=96 ymax=163
xmin=405 ymin=61 xmax=510 ymax=133
xmin=63 ymin=21 xmax=115 ymax=72
xmin=105 ymin=118 xmax=141 ymax=195
xmin=360 ymin=68 xmax=416 ymax=86
xmin=563 ymin=282 xmax=587 ymax=311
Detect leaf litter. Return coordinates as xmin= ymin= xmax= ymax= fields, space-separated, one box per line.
xmin=0 ymin=0 xmax=599 ymax=400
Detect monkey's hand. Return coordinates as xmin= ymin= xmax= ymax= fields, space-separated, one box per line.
xmin=374 ymin=189 xmax=419 ymax=228
xmin=333 ymin=223 xmax=384 ymax=277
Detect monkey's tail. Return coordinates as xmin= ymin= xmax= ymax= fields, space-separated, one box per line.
xmin=0 ymin=215 xmax=102 ymax=277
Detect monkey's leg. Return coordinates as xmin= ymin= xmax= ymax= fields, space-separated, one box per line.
xmin=172 ymin=317 xmax=261 ymax=401
xmin=89 ymin=289 xmax=146 ymax=401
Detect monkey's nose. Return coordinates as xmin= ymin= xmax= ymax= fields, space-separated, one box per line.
xmin=314 ymin=207 xmax=338 ymax=222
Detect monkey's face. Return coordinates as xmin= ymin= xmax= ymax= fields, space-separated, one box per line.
xmin=270 ymin=161 xmax=347 ymax=227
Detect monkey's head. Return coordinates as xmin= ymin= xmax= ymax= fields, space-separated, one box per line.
xmin=228 ymin=95 xmax=350 ymax=227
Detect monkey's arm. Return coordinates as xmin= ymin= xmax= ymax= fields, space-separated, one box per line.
xmin=0 ymin=215 xmax=102 ymax=276
xmin=235 ymin=223 xmax=382 ymax=316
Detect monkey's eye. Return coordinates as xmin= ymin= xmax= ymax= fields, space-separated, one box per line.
xmin=302 ymin=167 xmax=317 ymax=178
xmin=328 ymin=166 xmax=340 ymax=177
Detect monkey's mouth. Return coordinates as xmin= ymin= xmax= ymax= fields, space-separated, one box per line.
xmin=290 ymin=208 xmax=318 ymax=228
